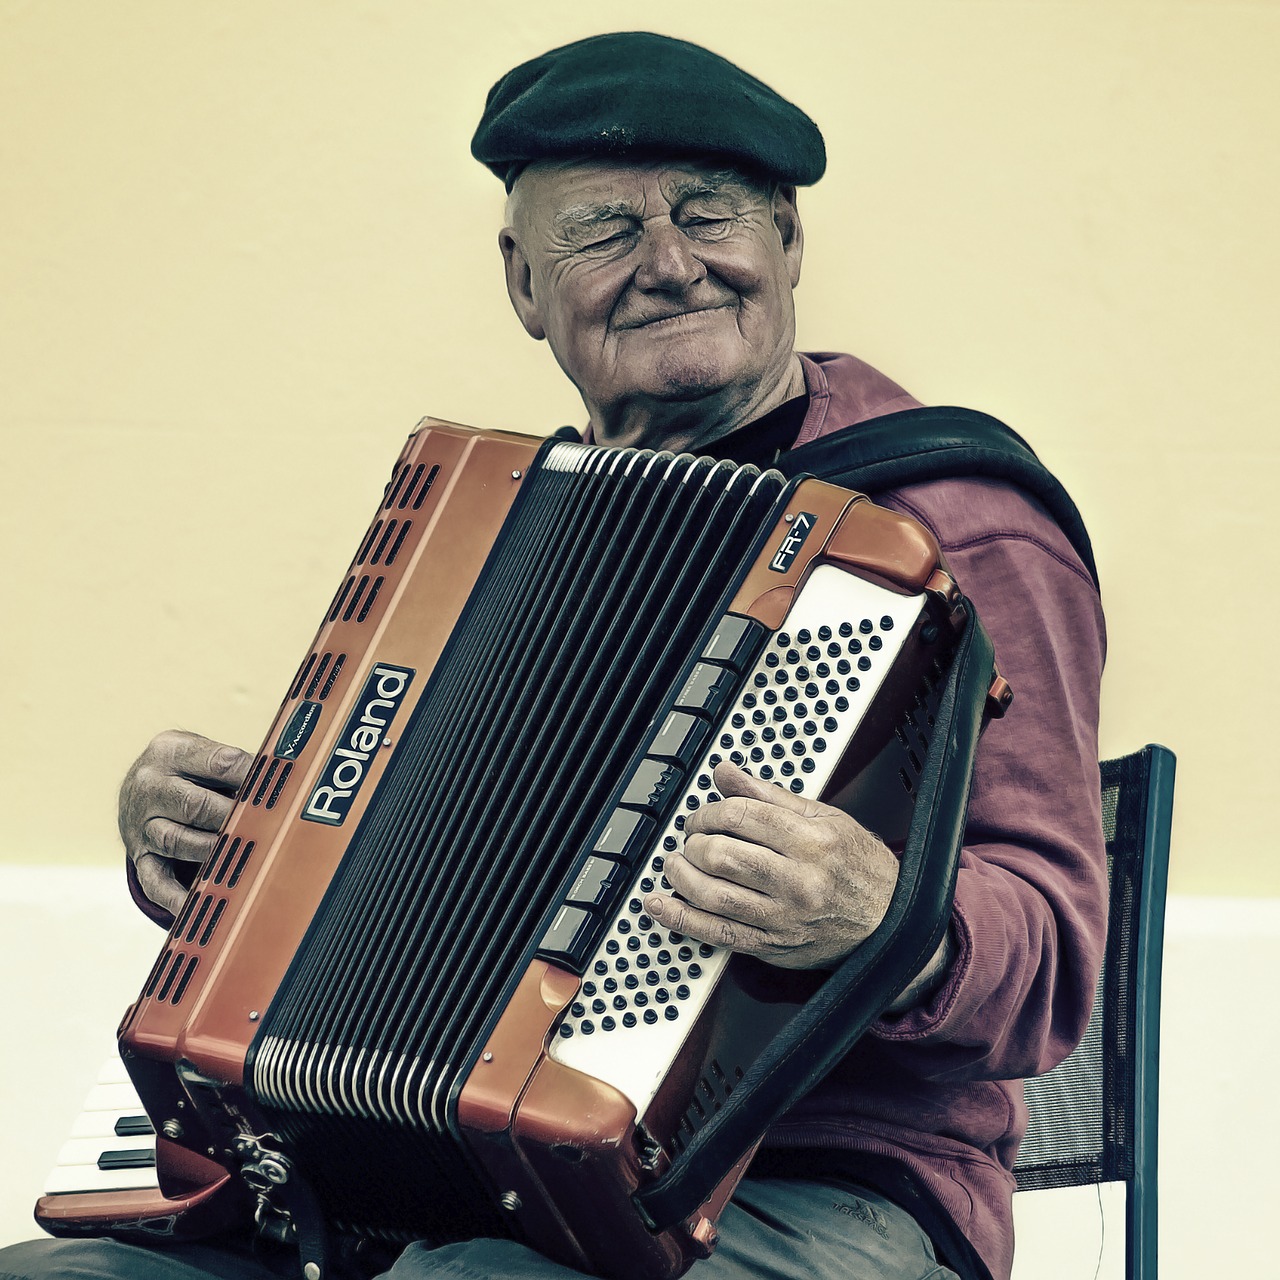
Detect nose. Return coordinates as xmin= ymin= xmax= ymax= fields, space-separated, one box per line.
xmin=633 ymin=221 xmax=707 ymax=293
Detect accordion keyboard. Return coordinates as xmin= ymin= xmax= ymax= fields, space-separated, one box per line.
xmin=550 ymin=563 xmax=929 ymax=1114
xmin=43 ymin=1054 xmax=157 ymax=1197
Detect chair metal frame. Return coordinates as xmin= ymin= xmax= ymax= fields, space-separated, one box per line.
xmin=1013 ymin=744 xmax=1176 ymax=1280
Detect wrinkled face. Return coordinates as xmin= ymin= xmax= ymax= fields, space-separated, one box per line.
xmin=500 ymin=159 xmax=803 ymax=443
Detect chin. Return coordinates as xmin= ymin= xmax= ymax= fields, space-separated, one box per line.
xmin=645 ymin=348 xmax=740 ymax=401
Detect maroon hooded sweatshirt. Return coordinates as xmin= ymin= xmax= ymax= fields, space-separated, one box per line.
xmin=745 ymin=353 xmax=1106 ymax=1280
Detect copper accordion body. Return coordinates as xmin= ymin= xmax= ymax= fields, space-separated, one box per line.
xmin=38 ymin=421 xmax=973 ymax=1278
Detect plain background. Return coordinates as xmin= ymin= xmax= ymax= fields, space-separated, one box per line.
xmin=2 ymin=0 xmax=1277 ymax=895
xmin=2 ymin=1 xmax=1277 ymax=1275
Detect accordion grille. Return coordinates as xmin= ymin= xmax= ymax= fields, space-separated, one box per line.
xmin=248 ymin=446 xmax=789 ymax=1240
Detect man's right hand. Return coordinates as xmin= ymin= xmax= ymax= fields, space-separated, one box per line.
xmin=119 ymin=730 xmax=252 ymax=915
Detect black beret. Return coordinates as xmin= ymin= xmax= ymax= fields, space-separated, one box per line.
xmin=471 ymin=32 xmax=825 ymax=191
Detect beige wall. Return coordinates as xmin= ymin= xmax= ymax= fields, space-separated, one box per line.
xmin=2 ymin=0 xmax=1276 ymax=894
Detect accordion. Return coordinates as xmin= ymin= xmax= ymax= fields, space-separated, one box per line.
xmin=37 ymin=421 xmax=1004 ymax=1279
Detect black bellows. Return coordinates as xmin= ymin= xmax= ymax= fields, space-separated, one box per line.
xmin=247 ymin=445 xmax=791 ymax=1241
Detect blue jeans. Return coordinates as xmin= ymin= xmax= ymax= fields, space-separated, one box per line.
xmin=0 ymin=1178 xmax=959 ymax=1280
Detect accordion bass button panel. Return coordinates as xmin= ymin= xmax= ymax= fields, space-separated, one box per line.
xmin=547 ymin=563 xmax=930 ymax=1117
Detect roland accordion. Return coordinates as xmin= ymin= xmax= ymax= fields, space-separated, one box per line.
xmin=37 ymin=421 xmax=1006 ymax=1280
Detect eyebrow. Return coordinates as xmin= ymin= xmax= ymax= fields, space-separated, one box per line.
xmin=666 ymin=171 xmax=757 ymax=204
xmin=553 ymin=171 xmax=761 ymax=233
xmin=554 ymin=199 xmax=642 ymax=232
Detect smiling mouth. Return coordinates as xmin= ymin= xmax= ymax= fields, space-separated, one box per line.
xmin=620 ymin=305 xmax=732 ymax=331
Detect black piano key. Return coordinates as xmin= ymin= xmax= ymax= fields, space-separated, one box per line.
xmin=537 ymin=905 xmax=601 ymax=971
xmin=620 ymin=758 xmax=686 ymax=815
xmin=98 ymin=1149 xmax=158 ymax=1171
xmin=647 ymin=711 xmax=709 ymax=770
xmin=114 ymin=1115 xmax=156 ymax=1137
xmin=593 ymin=808 xmax=655 ymax=865
xmin=673 ymin=661 xmax=741 ymax=722
xmin=700 ymin=614 xmax=767 ymax=673
xmin=565 ymin=855 xmax=629 ymax=909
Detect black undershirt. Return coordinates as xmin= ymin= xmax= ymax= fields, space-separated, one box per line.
xmin=693 ymin=392 xmax=810 ymax=467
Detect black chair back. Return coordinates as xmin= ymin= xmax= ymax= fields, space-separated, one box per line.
xmin=1014 ymin=744 xmax=1176 ymax=1280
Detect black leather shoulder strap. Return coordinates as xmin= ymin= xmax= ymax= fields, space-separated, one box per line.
xmin=633 ymin=604 xmax=996 ymax=1234
xmin=777 ymin=406 xmax=1099 ymax=591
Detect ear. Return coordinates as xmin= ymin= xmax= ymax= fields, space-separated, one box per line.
xmin=772 ymin=185 xmax=804 ymax=288
xmin=499 ymin=228 xmax=546 ymax=341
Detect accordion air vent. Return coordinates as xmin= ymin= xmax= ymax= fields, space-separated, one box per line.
xmin=355 ymin=518 xmax=415 ymax=568
xmin=383 ymin=460 xmax=440 ymax=511
xmin=325 ymin=573 xmax=386 ymax=625
xmin=289 ymin=650 xmax=347 ymax=703
xmin=141 ymin=947 xmax=200 ymax=1007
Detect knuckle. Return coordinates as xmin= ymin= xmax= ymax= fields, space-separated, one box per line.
xmin=210 ymin=745 xmax=249 ymax=783
xmin=135 ymin=853 xmax=166 ymax=894
xmin=144 ymin=818 xmax=176 ymax=857
xmin=742 ymin=854 xmax=773 ymax=894
xmin=814 ymin=821 xmax=845 ymax=858
xmin=718 ymin=921 xmax=745 ymax=952
xmin=178 ymin=785 xmax=211 ymax=826
xmin=796 ymin=879 xmax=828 ymax=918
xmin=152 ymin=728 xmax=188 ymax=758
xmin=695 ymin=836 xmax=730 ymax=877
xmin=659 ymin=897 xmax=686 ymax=929
xmin=798 ymin=793 xmax=829 ymax=820
xmin=712 ymin=885 xmax=740 ymax=917
xmin=123 ymin=752 xmax=157 ymax=795
xmin=720 ymin=796 xmax=749 ymax=831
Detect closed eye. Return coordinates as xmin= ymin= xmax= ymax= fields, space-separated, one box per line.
xmin=680 ymin=215 xmax=736 ymax=239
xmin=578 ymin=227 xmax=638 ymax=254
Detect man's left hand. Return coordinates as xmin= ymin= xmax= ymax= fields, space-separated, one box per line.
xmin=645 ymin=760 xmax=899 ymax=971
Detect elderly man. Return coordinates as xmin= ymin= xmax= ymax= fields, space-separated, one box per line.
xmin=0 ymin=31 xmax=1106 ymax=1280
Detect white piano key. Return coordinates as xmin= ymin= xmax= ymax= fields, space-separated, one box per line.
xmin=43 ymin=1050 xmax=160 ymax=1197
xmin=81 ymin=1082 xmax=146 ymax=1114
xmin=95 ymin=1056 xmax=133 ymax=1086
xmin=69 ymin=1109 xmax=152 ymax=1140
xmin=43 ymin=1161 xmax=160 ymax=1196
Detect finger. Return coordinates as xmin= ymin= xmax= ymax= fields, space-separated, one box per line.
xmin=142 ymin=816 xmax=221 ymax=864
xmin=644 ymin=890 xmax=772 ymax=957
xmin=133 ymin=852 xmax=188 ymax=916
xmin=683 ymin=766 xmax=828 ymax=852
xmin=662 ymin=844 xmax=777 ymax=928
xmin=712 ymin=760 xmax=829 ymax=818
xmin=164 ymin=731 xmax=253 ymax=791
xmin=680 ymin=830 xmax=789 ymax=897
xmin=161 ymin=774 xmax=237 ymax=833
